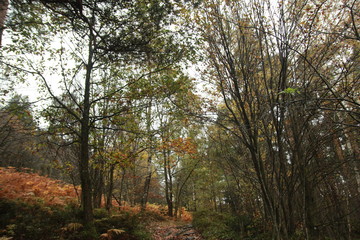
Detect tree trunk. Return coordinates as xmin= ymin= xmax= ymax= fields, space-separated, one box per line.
xmin=106 ymin=164 xmax=115 ymax=211
xmin=0 ymin=0 xmax=8 ymax=47
xmin=141 ymin=98 xmax=153 ymax=211
xmin=94 ymin=98 xmax=109 ymax=209
xmin=93 ymin=166 xmax=104 ymax=208
xmin=174 ymin=197 xmax=181 ymax=219
xmin=192 ymin=181 xmax=197 ymax=212
xmin=141 ymin=163 xmax=152 ymax=210
xmin=79 ymin=21 xmax=95 ymax=225
xmin=346 ymin=129 xmax=360 ymax=194
xmin=163 ymin=148 xmax=173 ymax=216
xmin=79 ymin=112 xmax=93 ymax=224
xmin=303 ymin=173 xmax=318 ymax=239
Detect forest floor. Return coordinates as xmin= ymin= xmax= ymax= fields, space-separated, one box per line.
xmin=0 ymin=167 xmax=204 ymax=240
xmin=148 ymin=219 xmax=203 ymax=240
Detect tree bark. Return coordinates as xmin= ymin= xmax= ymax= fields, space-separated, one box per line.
xmin=92 ymin=166 xmax=104 ymax=208
xmin=79 ymin=17 xmax=95 ymax=224
xmin=0 ymin=0 xmax=9 ymax=47
xmin=141 ymin=98 xmax=153 ymax=211
xmin=164 ymin=148 xmax=173 ymax=216
xmin=106 ymin=164 xmax=115 ymax=211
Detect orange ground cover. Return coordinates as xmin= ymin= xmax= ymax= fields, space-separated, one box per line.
xmin=0 ymin=167 xmax=192 ymax=221
xmin=0 ymin=167 xmax=79 ymax=206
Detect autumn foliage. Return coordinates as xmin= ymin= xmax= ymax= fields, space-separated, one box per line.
xmin=0 ymin=167 xmax=79 ymax=206
xmin=158 ymin=137 xmax=198 ymax=156
xmin=0 ymin=166 xmax=193 ymax=222
xmin=117 ymin=203 xmax=193 ymax=222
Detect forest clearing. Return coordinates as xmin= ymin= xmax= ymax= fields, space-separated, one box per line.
xmin=0 ymin=0 xmax=359 ymax=239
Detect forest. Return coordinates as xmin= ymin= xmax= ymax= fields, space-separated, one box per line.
xmin=0 ymin=0 xmax=359 ymax=239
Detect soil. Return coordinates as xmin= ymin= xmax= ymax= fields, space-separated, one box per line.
xmin=148 ymin=220 xmax=203 ymax=240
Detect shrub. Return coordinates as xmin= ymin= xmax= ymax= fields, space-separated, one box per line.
xmin=192 ymin=210 xmax=274 ymax=240
xmin=93 ymin=208 xmax=110 ymax=219
xmin=137 ymin=209 xmax=166 ymax=222
xmin=0 ymin=198 xmax=64 ymax=239
xmin=0 ymin=198 xmax=152 ymax=240
xmin=94 ymin=212 xmax=151 ymax=240
xmin=192 ymin=211 xmax=241 ymax=240
xmin=0 ymin=198 xmax=95 ymax=240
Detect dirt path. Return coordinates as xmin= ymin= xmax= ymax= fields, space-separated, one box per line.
xmin=149 ymin=220 xmax=203 ymax=240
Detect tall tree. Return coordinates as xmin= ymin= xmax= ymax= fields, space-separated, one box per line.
xmin=0 ymin=95 xmax=37 ymax=168
xmin=1 ymin=0 xmax=192 ymax=226
xmin=197 ymin=0 xmax=360 ymax=238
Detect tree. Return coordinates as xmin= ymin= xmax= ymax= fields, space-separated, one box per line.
xmin=0 ymin=95 xmax=37 ymax=168
xmin=1 ymin=0 xmax=194 ymax=226
xmin=197 ymin=0 xmax=360 ymax=238
xmin=0 ymin=0 xmax=8 ymax=46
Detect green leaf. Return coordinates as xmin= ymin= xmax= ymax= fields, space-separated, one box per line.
xmin=278 ymin=87 xmax=300 ymax=95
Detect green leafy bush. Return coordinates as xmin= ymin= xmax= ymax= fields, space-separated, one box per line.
xmin=0 ymin=198 xmax=151 ymax=240
xmin=93 ymin=208 xmax=110 ymax=219
xmin=193 ymin=210 xmax=273 ymax=240
xmin=136 ymin=209 xmax=166 ymax=222
xmin=94 ymin=212 xmax=151 ymax=240
xmin=0 ymin=199 xmax=97 ymax=240
xmin=192 ymin=210 xmax=241 ymax=240
xmin=0 ymin=198 xmax=66 ymax=239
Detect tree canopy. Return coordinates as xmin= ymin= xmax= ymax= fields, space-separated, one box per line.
xmin=0 ymin=0 xmax=359 ymax=239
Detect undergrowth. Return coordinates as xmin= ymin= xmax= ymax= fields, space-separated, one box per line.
xmin=0 ymin=198 xmax=154 ymax=240
xmin=192 ymin=210 xmax=270 ymax=240
xmin=0 ymin=167 xmax=192 ymax=239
